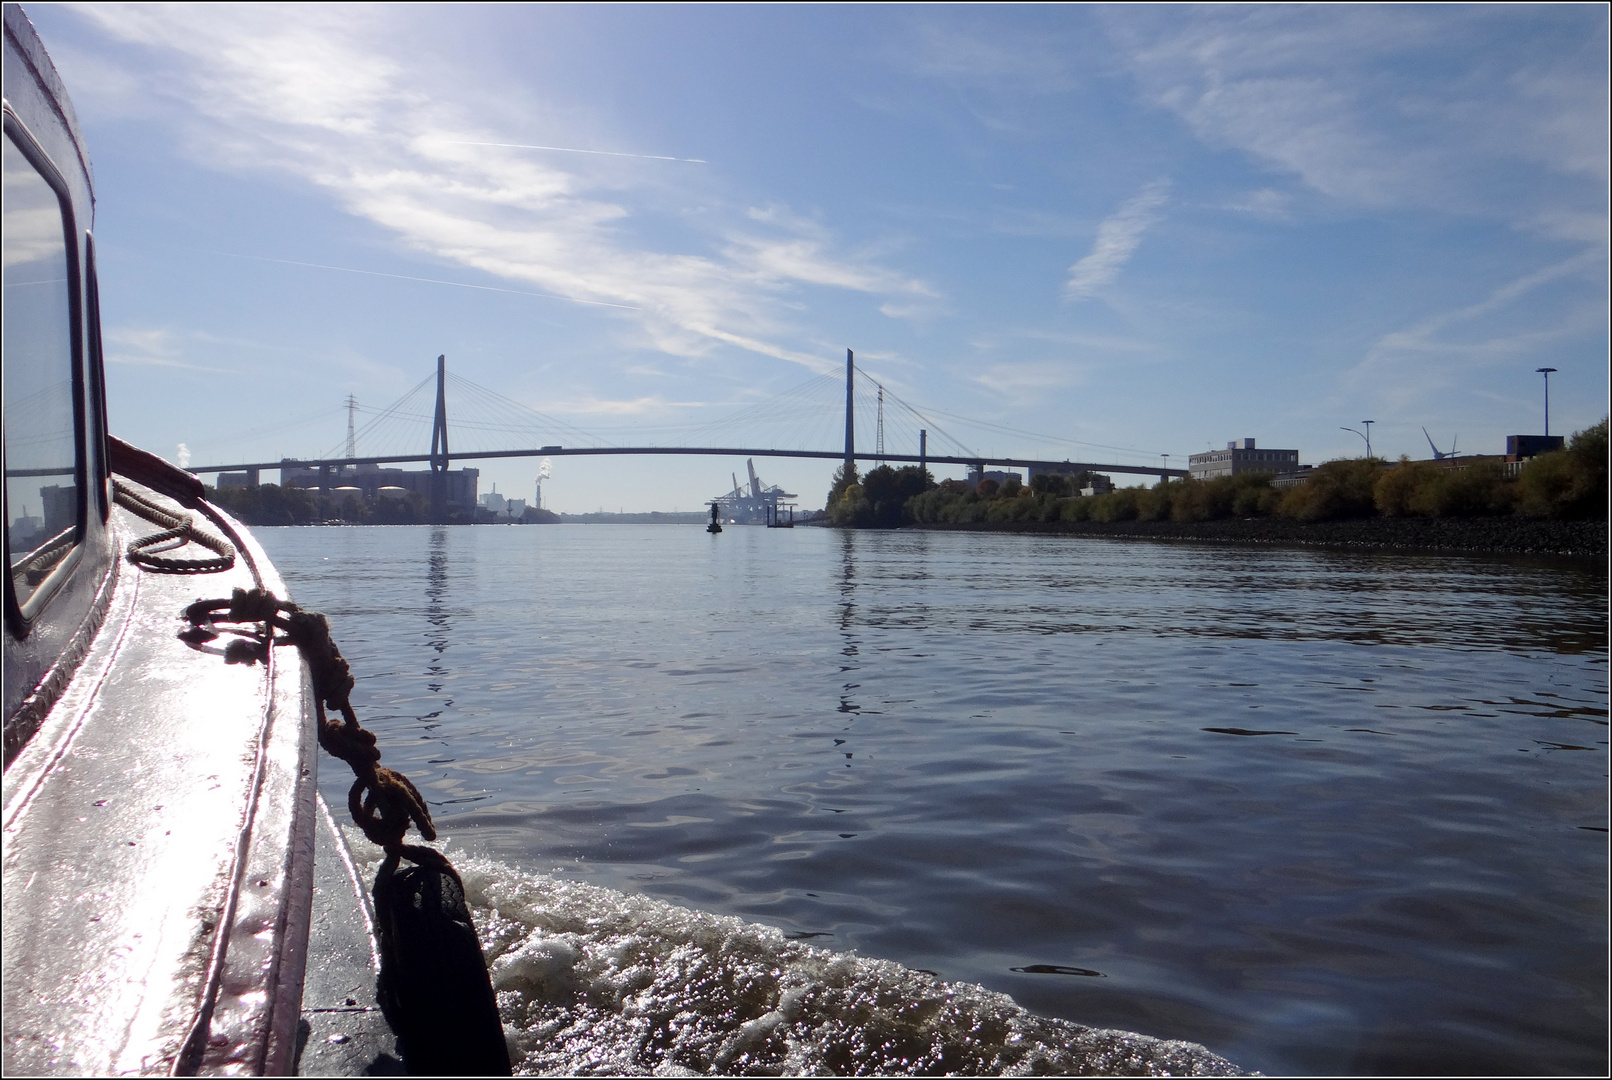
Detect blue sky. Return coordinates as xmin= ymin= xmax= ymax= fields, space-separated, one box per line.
xmin=27 ymin=3 xmax=1609 ymax=512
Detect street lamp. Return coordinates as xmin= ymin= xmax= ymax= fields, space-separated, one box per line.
xmin=1536 ymin=367 xmax=1557 ymax=435
xmin=1161 ymin=453 xmax=1170 ymax=482
xmin=1340 ymin=422 xmax=1375 ymax=459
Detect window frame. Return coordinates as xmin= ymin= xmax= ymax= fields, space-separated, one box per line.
xmin=3 ymin=108 xmax=88 ymax=638
xmin=85 ymin=233 xmax=109 ymax=523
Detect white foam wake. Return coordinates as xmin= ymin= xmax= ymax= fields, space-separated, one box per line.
xmin=408 ymin=850 xmax=1251 ymax=1077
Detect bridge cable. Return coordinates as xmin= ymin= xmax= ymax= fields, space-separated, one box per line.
xmin=318 ymin=371 xmax=437 ymax=461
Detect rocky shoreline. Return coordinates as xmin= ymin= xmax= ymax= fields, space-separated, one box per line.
xmin=907 ymin=515 xmax=1608 ymax=560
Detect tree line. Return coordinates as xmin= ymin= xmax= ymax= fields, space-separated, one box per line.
xmin=827 ymin=417 xmax=1608 ymax=528
xmin=204 ymin=483 xmax=439 ymax=525
xmin=201 ymin=484 xmax=562 ymax=525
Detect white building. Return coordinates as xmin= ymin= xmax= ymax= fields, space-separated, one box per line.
xmin=1189 ymin=439 xmax=1300 ymax=482
xmin=479 ymin=485 xmax=525 ymax=520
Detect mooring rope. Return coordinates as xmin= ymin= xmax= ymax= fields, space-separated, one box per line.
xmin=12 ymin=526 xmax=77 ymax=585
xmin=113 ymin=478 xmax=235 ymax=574
xmin=182 ymin=587 xmax=459 ymax=883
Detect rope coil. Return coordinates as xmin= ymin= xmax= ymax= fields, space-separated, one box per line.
xmin=114 ymin=479 xmax=235 ymax=574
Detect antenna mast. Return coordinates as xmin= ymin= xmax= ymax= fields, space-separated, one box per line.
xmin=876 ymin=385 xmax=885 ymax=465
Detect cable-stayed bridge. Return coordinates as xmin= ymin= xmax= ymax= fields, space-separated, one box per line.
xmin=187 ymin=352 xmax=1186 ymax=520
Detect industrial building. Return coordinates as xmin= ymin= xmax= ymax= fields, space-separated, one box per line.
xmin=274 ymin=460 xmax=480 ymax=508
xmin=967 ymin=466 xmax=1023 ymax=487
xmin=478 ymin=485 xmax=527 ymax=521
xmin=1189 ymin=439 xmax=1300 ymax=482
xmin=1505 ymin=435 xmax=1565 ymax=460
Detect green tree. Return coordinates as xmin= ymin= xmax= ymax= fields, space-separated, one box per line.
xmin=1278 ymin=458 xmax=1382 ymax=521
xmin=1374 ymin=458 xmax=1441 ymax=517
xmin=837 ymin=464 xmax=932 ymax=527
xmin=825 ymin=462 xmax=859 ymax=511
xmin=1167 ymin=473 xmax=1278 ymax=522
xmin=1517 ymin=416 xmax=1609 ymax=519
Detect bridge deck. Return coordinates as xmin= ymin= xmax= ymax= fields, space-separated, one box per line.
xmin=187 ymin=446 xmax=1187 ymax=479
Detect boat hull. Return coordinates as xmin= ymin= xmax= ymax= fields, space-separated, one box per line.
xmin=2 ymin=490 xmax=319 ymax=1075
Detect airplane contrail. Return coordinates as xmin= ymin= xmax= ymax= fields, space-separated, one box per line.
xmin=442 ymin=140 xmax=707 ymax=164
xmin=212 ymin=252 xmax=642 ymax=310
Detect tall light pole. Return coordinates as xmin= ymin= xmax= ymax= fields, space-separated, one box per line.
xmin=1536 ymin=367 xmax=1557 ymax=435
xmin=1361 ymin=420 xmax=1374 ymax=459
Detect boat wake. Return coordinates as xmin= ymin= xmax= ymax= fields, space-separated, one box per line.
xmin=352 ymin=840 xmax=1249 ymax=1076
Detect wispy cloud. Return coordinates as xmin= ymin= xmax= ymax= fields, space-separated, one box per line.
xmin=549 ymin=395 xmax=705 ymax=417
xmin=903 ymin=21 xmax=1081 ymax=95
xmin=68 ymin=4 xmax=928 ymax=374
xmin=103 ymin=328 xmax=233 ymax=373
xmin=723 ymin=234 xmax=935 ymax=299
xmin=970 ymin=361 xmax=1088 ymax=397
xmin=437 ymin=139 xmax=707 ymax=164
xmin=214 ymin=251 xmax=642 ymax=308
xmin=1347 ymin=250 xmax=1604 ymax=410
xmin=1015 ymin=328 xmax=1156 ymax=354
xmin=1222 ymin=187 xmax=1294 ymax=221
xmin=1104 ymin=5 xmax=1609 ymax=231
xmin=1063 ymin=180 xmax=1170 ymax=301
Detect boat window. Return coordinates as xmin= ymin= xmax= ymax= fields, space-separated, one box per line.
xmin=3 ymin=131 xmax=81 ymax=617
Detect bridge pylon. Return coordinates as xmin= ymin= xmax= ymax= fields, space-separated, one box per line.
xmin=843 ymin=348 xmax=855 ymax=478
xmin=430 ymin=353 xmax=450 ymax=524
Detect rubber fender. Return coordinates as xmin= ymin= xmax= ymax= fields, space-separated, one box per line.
xmin=373 ymin=860 xmax=512 ymax=1076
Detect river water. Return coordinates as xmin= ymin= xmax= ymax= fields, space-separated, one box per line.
xmin=257 ymin=524 xmax=1607 ymax=1076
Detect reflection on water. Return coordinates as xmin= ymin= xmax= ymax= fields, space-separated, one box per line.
xmin=262 ymin=526 xmax=1608 ymax=1076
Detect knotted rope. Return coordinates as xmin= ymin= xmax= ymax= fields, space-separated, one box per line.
xmin=185 ymin=587 xmax=458 ymax=881
xmin=114 ymin=479 xmax=235 ymax=574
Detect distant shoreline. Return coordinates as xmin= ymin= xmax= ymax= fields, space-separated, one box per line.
xmin=905 ymin=516 xmax=1608 ymax=560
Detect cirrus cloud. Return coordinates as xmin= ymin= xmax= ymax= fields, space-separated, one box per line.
xmin=1063 ymin=180 xmax=1170 ymax=301
xmin=65 ymin=3 xmax=933 ymax=375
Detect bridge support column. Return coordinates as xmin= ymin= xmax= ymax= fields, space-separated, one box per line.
xmin=843 ymin=348 xmax=855 ymax=477
xmin=430 ymin=353 xmax=450 ymax=524
xmin=919 ymin=429 xmax=926 ymax=478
